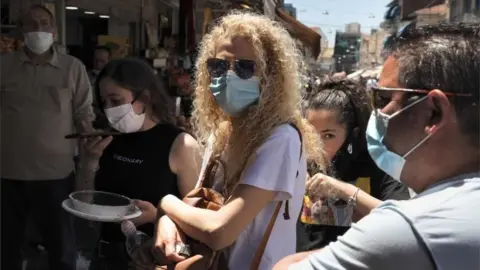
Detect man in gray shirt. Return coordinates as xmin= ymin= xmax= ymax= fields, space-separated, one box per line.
xmin=274 ymin=22 xmax=480 ymax=270
xmin=1 ymin=4 xmax=94 ymax=270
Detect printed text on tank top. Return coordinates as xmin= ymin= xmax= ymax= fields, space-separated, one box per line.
xmin=113 ymin=154 xmax=144 ymax=164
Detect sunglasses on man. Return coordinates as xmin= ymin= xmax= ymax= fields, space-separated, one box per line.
xmin=367 ymin=81 xmax=473 ymax=111
xmin=206 ymin=58 xmax=257 ymax=80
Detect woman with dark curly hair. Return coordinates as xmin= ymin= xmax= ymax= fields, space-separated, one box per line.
xmin=296 ymin=79 xmax=410 ymax=252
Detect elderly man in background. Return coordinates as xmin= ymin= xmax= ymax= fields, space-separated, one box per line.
xmin=88 ymin=46 xmax=112 ymax=128
xmin=0 ymin=4 xmax=94 ymax=270
xmin=275 ymin=22 xmax=480 ymax=270
xmin=88 ymin=45 xmax=111 ymax=86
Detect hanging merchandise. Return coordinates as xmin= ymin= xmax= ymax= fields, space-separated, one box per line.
xmin=203 ymin=8 xmax=213 ymax=35
xmin=98 ymin=35 xmax=129 ymax=59
xmin=178 ymin=0 xmax=196 ymax=53
xmin=183 ymin=54 xmax=192 ymax=69
xmin=0 ymin=36 xmax=24 ymax=54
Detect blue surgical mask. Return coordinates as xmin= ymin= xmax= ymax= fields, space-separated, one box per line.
xmin=209 ymin=71 xmax=260 ymax=116
xmin=366 ymin=96 xmax=432 ymax=181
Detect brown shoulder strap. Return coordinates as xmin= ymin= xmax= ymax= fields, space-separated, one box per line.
xmin=199 ymin=159 xmax=218 ymax=188
xmin=199 ymin=158 xmax=227 ymax=189
xmin=249 ymin=123 xmax=303 ymax=268
xmin=249 ymin=201 xmax=283 ymax=270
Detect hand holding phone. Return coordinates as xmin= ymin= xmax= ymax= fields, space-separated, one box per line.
xmin=65 ymin=132 xmax=122 ymax=139
xmin=80 ymin=135 xmax=114 ymax=162
xmin=74 ymin=121 xmax=115 ymax=162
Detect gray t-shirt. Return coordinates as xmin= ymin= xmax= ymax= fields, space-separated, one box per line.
xmin=289 ymin=173 xmax=480 ymax=270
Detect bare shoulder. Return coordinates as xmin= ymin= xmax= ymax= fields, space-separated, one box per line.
xmin=169 ymin=132 xmax=199 ymax=170
xmin=172 ymin=132 xmax=198 ymax=151
xmin=170 ymin=132 xmax=198 ymax=159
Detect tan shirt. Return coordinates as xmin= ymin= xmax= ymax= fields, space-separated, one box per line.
xmin=1 ymin=49 xmax=94 ymax=180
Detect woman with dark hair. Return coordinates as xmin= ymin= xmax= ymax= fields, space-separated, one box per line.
xmin=75 ymin=58 xmax=199 ymax=269
xmin=296 ymin=79 xmax=410 ymax=252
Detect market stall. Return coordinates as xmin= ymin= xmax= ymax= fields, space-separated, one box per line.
xmin=0 ymin=35 xmax=24 ymax=54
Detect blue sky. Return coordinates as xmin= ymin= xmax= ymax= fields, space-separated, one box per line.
xmin=286 ymin=0 xmax=391 ymax=46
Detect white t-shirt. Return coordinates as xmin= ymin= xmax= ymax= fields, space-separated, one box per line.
xmin=198 ymin=124 xmax=307 ymax=270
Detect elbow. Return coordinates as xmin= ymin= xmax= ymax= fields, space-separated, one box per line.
xmin=272 ymin=258 xmax=290 ymax=270
xmin=203 ymin=223 xmax=236 ymax=251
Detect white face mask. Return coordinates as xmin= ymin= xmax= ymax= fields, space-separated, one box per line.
xmin=24 ymin=31 xmax=54 ymax=55
xmin=104 ymin=104 xmax=145 ymax=133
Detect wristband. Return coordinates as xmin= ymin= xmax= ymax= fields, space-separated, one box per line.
xmin=347 ymin=188 xmax=361 ymax=209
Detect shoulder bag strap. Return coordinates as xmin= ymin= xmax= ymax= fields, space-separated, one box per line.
xmin=249 ymin=201 xmax=283 ymax=270
xmin=196 ymin=135 xmax=215 ymax=188
xmin=249 ymin=122 xmax=304 ymax=268
xmin=250 ymin=122 xmax=304 ymax=268
xmin=199 ymin=159 xmax=222 ymax=188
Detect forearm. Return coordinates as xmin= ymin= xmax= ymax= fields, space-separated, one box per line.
xmin=273 ymin=250 xmax=320 ymax=270
xmin=74 ymin=109 xmax=95 ymax=132
xmin=161 ymin=195 xmax=223 ymax=249
xmin=74 ymin=159 xmax=98 ymax=191
xmin=337 ymin=182 xmax=382 ymax=217
xmin=74 ymin=62 xmax=95 ymax=131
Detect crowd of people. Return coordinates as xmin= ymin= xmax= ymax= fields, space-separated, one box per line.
xmin=1 ymin=4 xmax=479 ymax=270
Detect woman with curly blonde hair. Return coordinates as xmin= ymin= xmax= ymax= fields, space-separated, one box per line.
xmin=154 ymin=11 xmax=325 ymax=269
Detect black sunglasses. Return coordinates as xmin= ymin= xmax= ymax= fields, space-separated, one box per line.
xmin=206 ymin=58 xmax=256 ymax=80
xmin=369 ymin=85 xmax=473 ymax=110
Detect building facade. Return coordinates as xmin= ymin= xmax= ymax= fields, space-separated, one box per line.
xmin=381 ymin=0 xmax=447 ymax=32
xmin=398 ymin=0 xmax=446 ymax=19
xmin=310 ymin=27 xmax=329 ymax=60
xmin=333 ymin=31 xmax=361 ymax=73
xmin=415 ymin=4 xmax=448 ymax=26
xmin=283 ymin=3 xmax=297 ymax=19
xmin=358 ymin=29 xmax=387 ymax=69
xmin=449 ymin=0 xmax=480 ymax=22
xmin=345 ymin=22 xmax=361 ymax=34
xmin=318 ymin=47 xmax=334 ymax=75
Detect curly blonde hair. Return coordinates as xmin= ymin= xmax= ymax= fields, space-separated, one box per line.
xmin=192 ymin=11 xmax=325 ymax=195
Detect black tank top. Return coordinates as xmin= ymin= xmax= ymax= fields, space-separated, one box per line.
xmin=95 ymin=123 xmax=183 ymax=241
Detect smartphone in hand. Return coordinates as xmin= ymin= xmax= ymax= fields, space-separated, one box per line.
xmin=65 ymin=132 xmax=122 ymax=139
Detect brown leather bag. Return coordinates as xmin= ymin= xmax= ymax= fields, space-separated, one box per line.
xmin=130 ymin=159 xmax=285 ymax=270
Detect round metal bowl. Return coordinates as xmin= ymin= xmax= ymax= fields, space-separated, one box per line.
xmin=69 ymin=190 xmax=136 ymax=218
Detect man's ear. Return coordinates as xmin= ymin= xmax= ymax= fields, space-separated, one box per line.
xmin=425 ymin=89 xmax=452 ymax=136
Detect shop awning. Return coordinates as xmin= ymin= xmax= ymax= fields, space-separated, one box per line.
xmin=275 ymin=8 xmax=321 ymax=59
